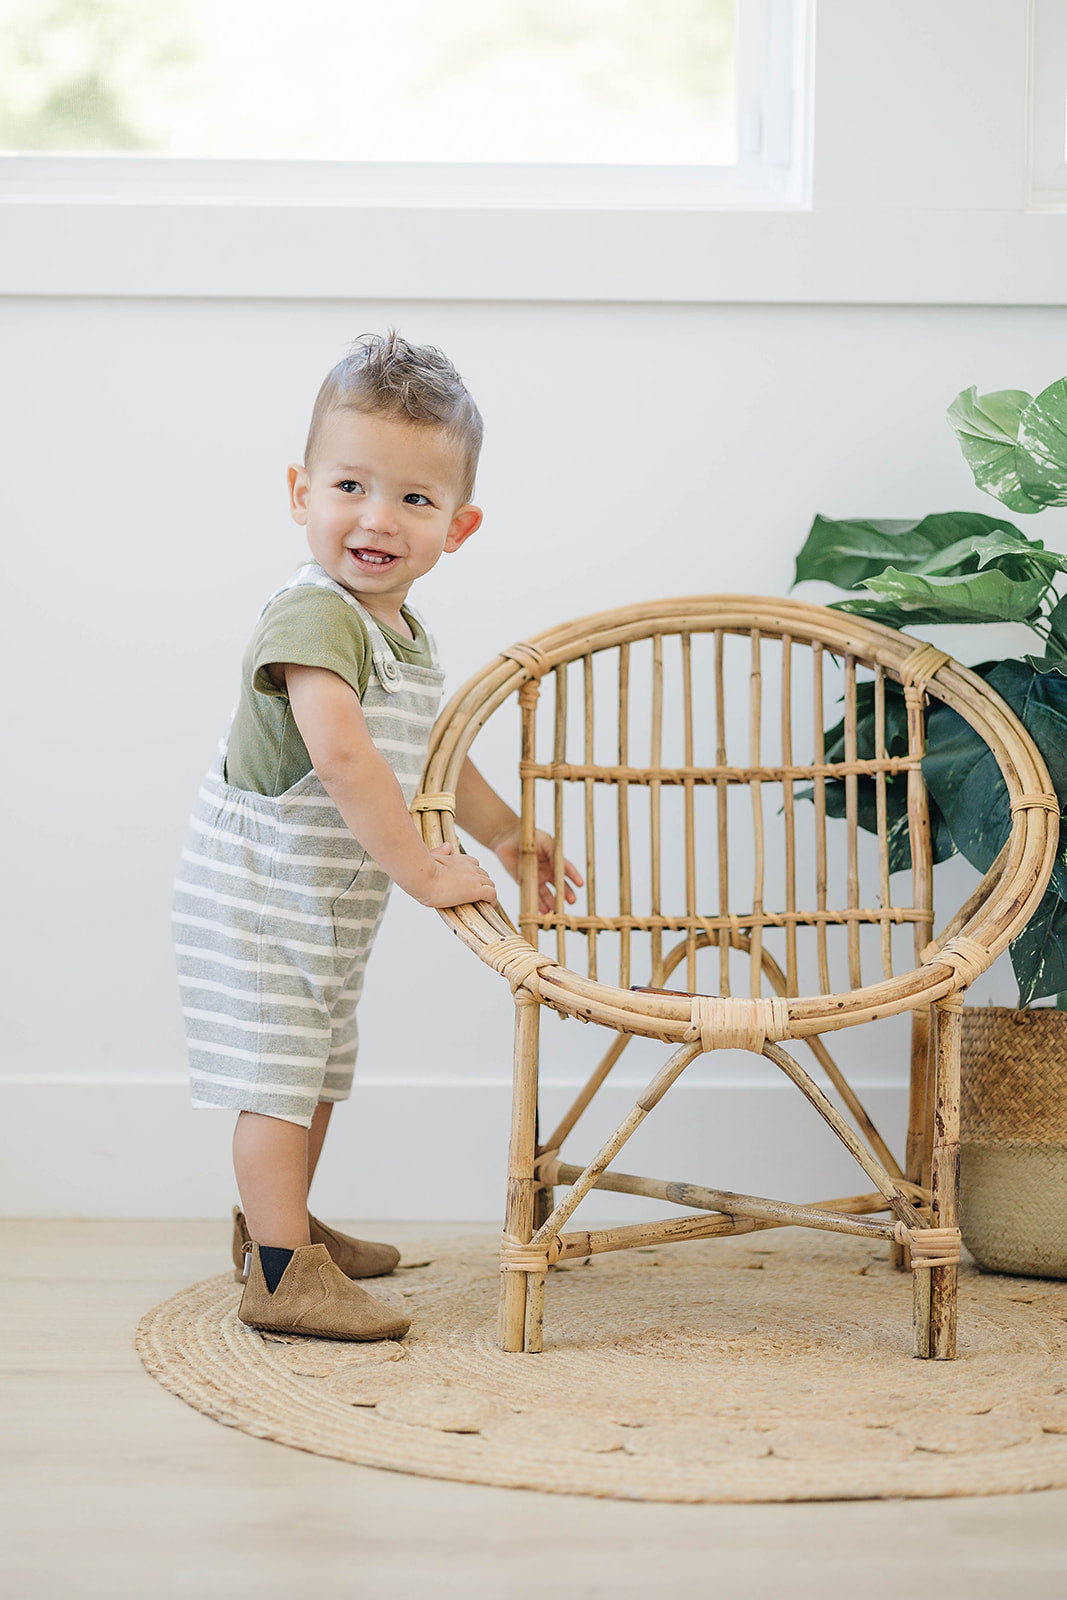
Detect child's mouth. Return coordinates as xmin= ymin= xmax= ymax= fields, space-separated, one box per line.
xmin=348 ymin=548 xmax=398 ymax=571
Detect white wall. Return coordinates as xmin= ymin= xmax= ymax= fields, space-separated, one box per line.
xmin=2 ymin=1 xmax=1064 ymax=1218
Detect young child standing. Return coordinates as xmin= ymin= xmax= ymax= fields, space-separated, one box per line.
xmin=173 ymin=332 xmax=578 ymax=1342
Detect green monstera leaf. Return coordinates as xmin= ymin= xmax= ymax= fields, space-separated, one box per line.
xmin=924 ymin=659 xmax=1067 ymax=1003
xmin=1050 ymin=594 xmax=1067 ymax=656
xmin=794 ymin=511 xmax=1042 ymax=593
xmin=1017 ymin=379 xmax=1067 ymax=510
xmin=946 ymin=386 xmax=1045 ymax=514
xmin=924 ymin=658 xmax=1067 ymax=904
xmin=1009 ymin=889 xmax=1067 ymax=1006
xmin=949 ymin=379 xmax=1067 ymax=513
xmin=835 ymin=565 xmax=1051 ymax=629
xmin=1029 ymin=596 xmax=1067 ymax=673
xmin=797 ymin=679 xmax=956 ymax=872
xmin=1025 ymin=654 xmax=1067 ymax=677
xmin=958 ymin=530 xmax=1067 ymax=578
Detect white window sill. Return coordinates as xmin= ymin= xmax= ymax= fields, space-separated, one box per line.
xmin=0 ymin=156 xmax=800 ymax=209
xmin=2 ymin=196 xmax=1065 ymax=305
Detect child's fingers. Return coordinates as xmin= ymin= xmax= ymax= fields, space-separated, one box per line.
xmin=535 ymin=876 xmax=581 ymax=907
xmin=564 ymin=857 xmax=584 ymax=888
xmin=476 ymin=866 xmax=497 ymax=903
xmin=430 ymin=842 xmax=454 ymax=860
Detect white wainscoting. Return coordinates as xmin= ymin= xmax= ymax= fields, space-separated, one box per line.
xmin=0 ymin=1076 xmax=908 ymax=1222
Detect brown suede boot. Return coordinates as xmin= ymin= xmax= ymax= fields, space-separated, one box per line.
xmin=237 ymin=1242 xmax=410 ymax=1341
xmin=231 ymin=1207 xmax=400 ymax=1283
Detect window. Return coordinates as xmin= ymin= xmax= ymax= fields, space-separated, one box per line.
xmin=1028 ymin=0 xmax=1067 ymax=209
xmin=0 ymin=0 xmax=811 ymax=208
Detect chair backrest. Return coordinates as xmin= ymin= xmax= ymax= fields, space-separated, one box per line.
xmin=509 ymin=602 xmax=937 ymax=1002
xmin=418 ymin=597 xmax=1057 ymax=1024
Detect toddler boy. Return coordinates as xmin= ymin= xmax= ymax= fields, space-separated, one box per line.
xmin=173 ymin=332 xmax=578 ymax=1341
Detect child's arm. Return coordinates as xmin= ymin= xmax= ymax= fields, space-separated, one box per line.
xmin=455 ymin=757 xmax=583 ymax=915
xmin=284 ymin=664 xmax=496 ymax=909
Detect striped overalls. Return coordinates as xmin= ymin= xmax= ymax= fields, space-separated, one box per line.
xmin=172 ymin=564 xmax=445 ymax=1127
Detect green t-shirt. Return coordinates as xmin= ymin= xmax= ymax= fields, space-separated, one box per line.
xmin=224 ymin=584 xmax=432 ymax=796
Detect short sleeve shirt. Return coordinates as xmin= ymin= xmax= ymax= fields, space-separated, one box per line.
xmin=223 ymin=585 xmax=433 ymax=796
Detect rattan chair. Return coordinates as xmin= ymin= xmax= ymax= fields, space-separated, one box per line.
xmin=414 ymin=598 xmax=1058 ymax=1359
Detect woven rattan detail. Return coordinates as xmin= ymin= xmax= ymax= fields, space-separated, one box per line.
xmin=923 ymin=936 xmax=992 ymax=987
xmin=535 ymin=906 xmax=926 ymax=935
xmin=534 ymin=1150 xmax=562 ymax=1182
xmin=960 ymin=1010 xmax=1067 ymax=1278
xmin=483 ymin=935 xmax=555 ymax=993
xmin=1010 ymin=791 xmax=1060 ymax=816
xmin=518 ymin=758 xmax=921 ymax=785
xmin=502 ymin=642 xmax=549 ymax=678
xmin=899 ymin=643 xmax=952 ymax=702
xmin=410 ymin=791 xmax=456 ymax=814
xmin=961 ymin=1008 xmax=1067 ymax=1144
xmin=961 ymin=1144 xmax=1067 ymax=1278
xmin=501 ymin=1234 xmax=564 ymax=1272
xmin=684 ymin=996 xmax=791 ymax=1054
xmin=892 ymin=1223 xmax=963 ymax=1270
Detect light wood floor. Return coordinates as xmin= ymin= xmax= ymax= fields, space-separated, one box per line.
xmin=4 ymin=1219 xmax=1067 ymax=1600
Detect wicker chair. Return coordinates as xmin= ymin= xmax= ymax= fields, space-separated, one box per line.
xmin=414 ymin=598 xmax=1058 ymax=1359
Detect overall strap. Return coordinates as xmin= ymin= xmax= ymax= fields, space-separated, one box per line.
xmin=257 ymin=562 xmax=435 ymax=694
xmin=400 ymin=603 xmax=441 ymax=669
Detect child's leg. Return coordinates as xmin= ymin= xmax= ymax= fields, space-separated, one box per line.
xmin=232 ymin=1111 xmax=313 ymax=1249
xmin=307 ymin=1101 xmax=334 ymax=1190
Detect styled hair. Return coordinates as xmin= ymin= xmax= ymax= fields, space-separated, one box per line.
xmin=304 ymin=330 xmax=483 ymax=502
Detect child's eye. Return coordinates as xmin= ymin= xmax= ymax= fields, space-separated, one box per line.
xmin=337 ymin=480 xmax=363 ymax=494
xmin=403 ymin=493 xmax=432 ymax=506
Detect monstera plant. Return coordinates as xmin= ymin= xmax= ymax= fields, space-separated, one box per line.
xmin=794 ymin=379 xmax=1067 ymax=1006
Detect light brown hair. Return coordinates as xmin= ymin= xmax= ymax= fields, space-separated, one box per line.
xmin=305 ymin=330 xmax=483 ymax=502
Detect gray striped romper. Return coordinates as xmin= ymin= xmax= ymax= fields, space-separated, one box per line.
xmin=172 ymin=563 xmax=445 ymax=1128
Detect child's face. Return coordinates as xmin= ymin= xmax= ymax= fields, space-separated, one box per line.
xmin=288 ymin=407 xmax=481 ymax=627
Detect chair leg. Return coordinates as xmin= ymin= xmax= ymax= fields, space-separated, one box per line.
xmin=532 ymin=1188 xmax=552 ymax=1239
xmin=914 ymin=994 xmax=962 ymax=1359
xmin=524 ymin=1271 xmax=546 ymax=1354
xmin=498 ymin=989 xmax=541 ymax=1352
xmin=893 ymin=1008 xmax=931 ymax=1272
xmin=532 ymin=1105 xmax=553 ymax=1233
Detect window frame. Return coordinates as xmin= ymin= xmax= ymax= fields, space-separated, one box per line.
xmin=1027 ymin=0 xmax=1067 ymax=210
xmin=5 ymin=2 xmax=1066 ymax=310
xmin=0 ymin=0 xmax=812 ymax=210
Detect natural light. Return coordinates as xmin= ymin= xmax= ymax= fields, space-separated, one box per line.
xmin=0 ymin=0 xmax=738 ymax=166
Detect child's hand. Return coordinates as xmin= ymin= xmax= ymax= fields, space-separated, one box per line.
xmin=491 ymin=824 xmax=584 ymax=915
xmin=417 ymin=843 xmax=498 ymax=909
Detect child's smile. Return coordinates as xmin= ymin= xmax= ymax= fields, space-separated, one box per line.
xmin=350 ymin=549 xmax=396 ymax=568
xmin=288 ymin=409 xmax=481 ymax=632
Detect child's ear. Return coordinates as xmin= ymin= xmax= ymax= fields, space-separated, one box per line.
xmin=444 ymin=504 xmax=482 ymax=553
xmin=288 ymin=463 xmax=310 ymax=524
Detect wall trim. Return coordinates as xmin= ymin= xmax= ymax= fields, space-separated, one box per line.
xmin=2 ymin=1076 xmax=908 ymax=1221
xmin=4 ymin=203 xmax=1067 ymax=305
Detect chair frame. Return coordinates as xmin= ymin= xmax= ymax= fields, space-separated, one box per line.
xmin=414 ymin=597 xmax=1058 ymax=1359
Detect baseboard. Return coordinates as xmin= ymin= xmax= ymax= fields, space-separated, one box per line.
xmin=0 ymin=1076 xmax=909 ymax=1221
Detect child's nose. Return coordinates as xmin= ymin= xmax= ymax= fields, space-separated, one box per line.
xmin=359 ymin=497 xmax=399 ymax=534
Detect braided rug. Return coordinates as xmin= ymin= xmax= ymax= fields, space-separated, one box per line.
xmin=137 ymin=1230 xmax=1067 ymax=1502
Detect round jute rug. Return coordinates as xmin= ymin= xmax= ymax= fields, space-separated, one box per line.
xmin=136 ymin=1230 xmax=1067 ymax=1502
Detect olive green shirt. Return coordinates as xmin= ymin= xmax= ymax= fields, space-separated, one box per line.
xmin=224 ymin=585 xmax=432 ymax=796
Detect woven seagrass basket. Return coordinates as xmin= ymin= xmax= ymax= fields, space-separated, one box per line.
xmin=961 ymin=1006 xmax=1067 ymax=1278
